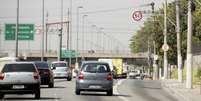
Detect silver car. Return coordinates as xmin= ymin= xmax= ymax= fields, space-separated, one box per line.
xmin=51 ymin=61 xmax=72 ymax=81
xmin=0 ymin=62 xmax=41 ymax=99
xmin=75 ymin=61 xmax=113 ymax=96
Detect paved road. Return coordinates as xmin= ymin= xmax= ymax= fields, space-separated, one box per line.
xmin=1 ymin=79 xmax=180 ymax=101
xmin=117 ymin=79 xmax=179 ymax=101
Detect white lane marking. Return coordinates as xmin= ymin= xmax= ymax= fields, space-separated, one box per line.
xmin=114 ymin=79 xmax=131 ymax=101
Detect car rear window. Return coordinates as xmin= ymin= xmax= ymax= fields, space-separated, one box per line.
xmin=35 ymin=62 xmax=49 ymax=69
xmin=52 ymin=63 xmax=67 ymax=67
xmin=2 ymin=64 xmax=36 ymax=73
xmin=81 ymin=63 xmax=110 ymax=73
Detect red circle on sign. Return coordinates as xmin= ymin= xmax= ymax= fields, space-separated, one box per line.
xmin=132 ymin=11 xmax=142 ymax=21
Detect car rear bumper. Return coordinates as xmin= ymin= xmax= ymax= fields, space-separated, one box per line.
xmin=54 ymin=73 xmax=72 ymax=78
xmin=76 ymin=80 xmax=113 ymax=91
xmin=0 ymin=83 xmax=40 ymax=94
xmin=40 ymin=76 xmax=52 ymax=85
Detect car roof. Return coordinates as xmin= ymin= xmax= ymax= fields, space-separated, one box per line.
xmin=51 ymin=61 xmax=68 ymax=64
xmin=5 ymin=62 xmax=35 ymax=65
xmin=81 ymin=61 xmax=108 ymax=64
xmin=34 ymin=61 xmax=48 ymax=64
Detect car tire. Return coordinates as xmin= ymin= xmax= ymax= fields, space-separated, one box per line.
xmin=0 ymin=93 xmax=4 ymax=99
xmin=48 ymin=82 xmax=54 ymax=88
xmin=67 ymin=77 xmax=72 ymax=81
xmin=107 ymin=89 xmax=113 ymax=96
xmin=35 ymin=88 xmax=40 ymax=99
xmin=75 ymin=89 xmax=80 ymax=95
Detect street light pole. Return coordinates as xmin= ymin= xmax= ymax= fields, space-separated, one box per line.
xmin=82 ymin=15 xmax=87 ymax=53
xmin=163 ymin=0 xmax=168 ymax=79
xmin=41 ymin=0 xmax=45 ymax=61
xmin=186 ymin=0 xmax=193 ymax=89
xmin=176 ymin=0 xmax=183 ymax=82
xmin=15 ymin=0 xmax=19 ymax=58
xmin=58 ymin=0 xmax=63 ymax=61
xmin=75 ymin=6 xmax=83 ymax=69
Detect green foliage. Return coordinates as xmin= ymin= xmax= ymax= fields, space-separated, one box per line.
xmin=197 ymin=67 xmax=201 ymax=79
xmin=130 ymin=0 xmax=201 ymax=65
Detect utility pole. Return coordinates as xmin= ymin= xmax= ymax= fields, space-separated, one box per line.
xmin=186 ymin=0 xmax=193 ymax=89
xmin=163 ymin=0 xmax=168 ymax=79
xmin=176 ymin=0 xmax=183 ymax=82
xmin=41 ymin=0 xmax=45 ymax=61
xmin=15 ymin=0 xmax=19 ymax=58
xmin=58 ymin=0 xmax=63 ymax=61
xmin=150 ymin=2 xmax=158 ymax=80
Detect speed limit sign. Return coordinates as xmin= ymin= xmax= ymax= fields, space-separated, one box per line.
xmin=132 ymin=11 xmax=143 ymax=21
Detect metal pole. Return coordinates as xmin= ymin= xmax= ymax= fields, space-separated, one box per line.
xmin=176 ymin=0 xmax=183 ymax=82
xmin=82 ymin=15 xmax=87 ymax=53
xmin=15 ymin=0 xmax=19 ymax=58
xmin=186 ymin=0 xmax=193 ymax=89
xmin=75 ymin=6 xmax=83 ymax=69
xmin=58 ymin=0 xmax=63 ymax=61
xmin=69 ymin=0 xmax=72 ymax=68
xmin=163 ymin=0 xmax=168 ymax=79
xmin=41 ymin=0 xmax=45 ymax=61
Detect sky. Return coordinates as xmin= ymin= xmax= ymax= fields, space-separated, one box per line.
xmin=0 ymin=0 xmax=174 ymax=54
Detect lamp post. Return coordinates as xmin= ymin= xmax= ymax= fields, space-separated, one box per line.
xmin=75 ymin=6 xmax=83 ymax=70
xmin=82 ymin=14 xmax=88 ymax=53
xmin=41 ymin=0 xmax=45 ymax=61
xmin=58 ymin=0 xmax=63 ymax=61
xmin=15 ymin=0 xmax=19 ymax=58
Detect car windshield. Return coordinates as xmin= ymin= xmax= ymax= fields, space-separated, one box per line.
xmin=81 ymin=63 xmax=110 ymax=73
xmin=52 ymin=63 xmax=67 ymax=67
xmin=2 ymin=64 xmax=36 ymax=73
xmin=35 ymin=62 xmax=49 ymax=69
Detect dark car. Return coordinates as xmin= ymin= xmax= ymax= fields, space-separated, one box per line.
xmin=75 ymin=61 xmax=113 ymax=96
xmin=34 ymin=61 xmax=54 ymax=88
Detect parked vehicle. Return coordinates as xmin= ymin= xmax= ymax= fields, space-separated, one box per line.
xmin=0 ymin=62 xmax=41 ymax=99
xmin=51 ymin=61 xmax=72 ymax=81
xmin=34 ymin=61 xmax=54 ymax=88
xmin=75 ymin=61 xmax=113 ymax=96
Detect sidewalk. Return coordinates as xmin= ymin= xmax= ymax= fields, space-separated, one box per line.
xmin=161 ymin=79 xmax=201 ymax=101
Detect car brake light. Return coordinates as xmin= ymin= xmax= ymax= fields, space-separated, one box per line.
xmin=0 ymin=73 xmax=4 ymax=80
xmin=107 ymin=73 xmax=113 ymax=81
xmin=79 ymin=72 xmax=84 ymax=80
xmin=34 ymin=72 xmax=39 ymax=80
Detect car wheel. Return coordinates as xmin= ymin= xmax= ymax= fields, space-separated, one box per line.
xmin=107 ymin=89 xmax=113 ymax=96
xmin=0 ymin=93 xmax=4 ymax=99
xmin=67 ymin=77 xmax=72 ymax=81
xmin=75 ymin=89 xmax=80 ymax=95
xmin=48 ymin=82 xmax=54 ymax=88
xmin=35 ymin=89 xmax=41 ymax=99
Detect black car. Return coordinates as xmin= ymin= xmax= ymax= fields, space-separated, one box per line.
xmin=34 ymin=61 xmax=54 ymax=88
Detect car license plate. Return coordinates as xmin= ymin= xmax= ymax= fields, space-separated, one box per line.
xmin=13 ymin=85 xmax=24 ymax=89
xmin=89 ymin=85 xmax=101 ymax=89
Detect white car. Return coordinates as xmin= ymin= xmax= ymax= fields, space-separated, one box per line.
xmin=51 ymin=61 xmax=72 ymax=81
xmin=0 ymin=62 xmax=41 ymax=99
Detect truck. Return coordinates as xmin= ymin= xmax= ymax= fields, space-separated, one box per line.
xmin=98 ymin=58 xmax=127 ymax=78
xmin=112 ymin=58 xmax=128 ymax=78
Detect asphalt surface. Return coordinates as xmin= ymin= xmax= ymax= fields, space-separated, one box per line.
xmin=1 ymin=79 xmax=180 ymax=101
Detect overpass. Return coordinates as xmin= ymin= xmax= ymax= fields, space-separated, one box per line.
xmin=0 ymin=50 xmax=152 ymax=66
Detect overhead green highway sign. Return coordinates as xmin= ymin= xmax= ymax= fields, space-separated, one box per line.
xmin=5 ymin=24 xmax=34 ymax=40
